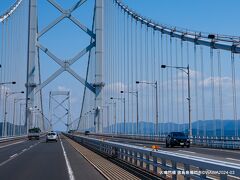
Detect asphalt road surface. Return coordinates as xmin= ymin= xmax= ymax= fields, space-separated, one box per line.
xmin=0 ymin=135 xmax=106 ymax=180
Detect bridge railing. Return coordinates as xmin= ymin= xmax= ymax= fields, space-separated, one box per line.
xmin=0 ymin=135 xmax=27 ymax=143
xmin=74 ymin=132 xmax=240 ymax=149
xmin=66 ymin=133 xmax=240 ymax=179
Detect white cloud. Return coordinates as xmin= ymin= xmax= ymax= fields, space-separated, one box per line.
xmin=199 ymin=76 xmax=238 ymax=89
xmin=104 ymin=82 xmax=127 ymax=94
xmin=57 ymin=86 xmax=70 ymax=91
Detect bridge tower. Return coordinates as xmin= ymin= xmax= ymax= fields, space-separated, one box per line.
xmin=49 ymin=91 xmax=71 ymax=131
xmin=25 ymin=0 xmax=37 ymax=131
xmin=25 ymin=0 xmax=104 ymax=133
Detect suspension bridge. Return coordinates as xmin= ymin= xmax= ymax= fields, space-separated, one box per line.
xmin=0 ymin=0 xmax=240 ymax=179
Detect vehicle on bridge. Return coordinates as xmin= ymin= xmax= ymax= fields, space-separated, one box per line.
xmin=46 ymin=132 xmax=58 ymax=142
xmin=84 ymin=130 xmax=90 ymax=135
xmin=166 ymin=132 xmax=190 ymax=148
xmin=28 ymin=127 xmax=41 ymax=140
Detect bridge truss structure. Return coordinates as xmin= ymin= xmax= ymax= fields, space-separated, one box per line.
xmin=0 ymin=0 xmax=240 ymax=141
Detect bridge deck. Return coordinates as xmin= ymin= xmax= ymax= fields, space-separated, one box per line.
xmin=65 ymin=135 xmax=140 ymax=180
xmin=0 ymin=135 xmax=105 ymax=180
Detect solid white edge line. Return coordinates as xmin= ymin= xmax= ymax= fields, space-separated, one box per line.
xmin=60 ymin=136 xmax=75 ymax=180
xmin=64 ymin=137 xmax=112 ymax=180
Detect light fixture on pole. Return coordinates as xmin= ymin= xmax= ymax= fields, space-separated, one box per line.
xmin=12 ymin=97 xmax=30 ymax=136
xmin=121 ymin=90 xmax=139 ymax=134
xmin=110 ymin=97 xmax=125 ymax=134
xmin=3 ymin=91 xmax=24 ymax=137
xmin=161 ymin=64 xmax=192 ymax=138
xmin=136 ymin=81 xmax=158 ymax=136
xmin=0 ymin=81 xmax=16 ymax=86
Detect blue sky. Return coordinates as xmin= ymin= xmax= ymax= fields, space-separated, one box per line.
xmin=1 ymin=0 xmax=240 ymax=36
xmin=1 ymin=0 xmax=240 ymax=132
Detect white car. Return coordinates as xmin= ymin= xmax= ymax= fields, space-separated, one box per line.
xmin=46 ymin=132 xmax=58 ymax=142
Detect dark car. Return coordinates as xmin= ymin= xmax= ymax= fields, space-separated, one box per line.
xmin=166 ymin=132 xmax=190 ymax=148
xmin=84 ymin=130 xmax=90 ymax=135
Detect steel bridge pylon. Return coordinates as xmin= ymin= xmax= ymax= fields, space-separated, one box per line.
xmin=26 ymin=0 xmax=104 ymax=133
xmin=49 ymin=91 xmax=71 ymax=131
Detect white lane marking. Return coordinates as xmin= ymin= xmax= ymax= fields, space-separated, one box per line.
xmin=178 ymin=150 xmax=196 ymax=154
xmin=0 ymin=140 xmax=26 ymax=149
xmin=0 ymin=141 xmax=41 ymax=167
xmin=226 ymin=158 xmax=240 ymax=162
xmin=22 ymin=148 xmax=27 ymax=152
xmin=10 ymin=153 xmax=18 ymax=158
xmin=60 ymin=137 xmax=75 ymax=180
xmin=201 ymin=147 xmax=240 ymax=154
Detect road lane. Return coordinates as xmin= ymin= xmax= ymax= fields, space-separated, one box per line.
xmin=0 ymin=134 xmax=106 ymax=180
xmin=0 ymin=138 xmax=42 ymax=165
xmin=61 ymin=136 xmax=106 ymax=180
xmin=88 ymin=135 xmax=240 ymax=163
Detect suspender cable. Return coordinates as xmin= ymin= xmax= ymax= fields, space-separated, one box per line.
xmin=127 ymin=14 xmax=130 ymax=134
xmin=140 ymin=23 xmax=143 ymax=135
xmin=194 ymin=44 xmax=199 ymax=137
xmin=217 ymin=50 xmax=224 ymax=138
xmin=181 ymin=40 xmax=185 ymax=132
xmin=231 ymin=53 xmax=238 ymax=138
xmin=135 ymin=20 xmax=138 ymax=135
xmin=123 ymin=11 xmax=126 ymax=134
xmin=175 ymin=38 xmax=180 ymax=132
xmin=166 ymin=35 xmax=170 ymax=133
xmin=210 ymin=48 xmax=216 ymax=137
xmin=130 ymin=17 xmax=134 ymax=134
xmin=200 ymin=46 xmax=206 ymax=138
xmin=170 ymin=37 xmax=174 ymax=132
xmin=146 ymin=26 xmax=149 ymax=135
xmin=160 ymin=33 xmax=164 ymax=136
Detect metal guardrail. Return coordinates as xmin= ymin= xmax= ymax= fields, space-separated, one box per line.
xmin=0 ymin=135 xmax=27 ymax=143
xmin=66 ymin=133 xmax=240 ymax=180
xmin=0 ymin=133 xmax=47 ymax=143
xmin=76 ymin=132 xmax=240 ymax=150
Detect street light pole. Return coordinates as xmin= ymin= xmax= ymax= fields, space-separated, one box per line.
xmin=186 ymin=65 xmax=192 ymax=138
xmin=110 ymin=97 xmax=125 ymax=134
xmin=161 ymin=64 xmax=192 ymax=137
xmin=19 ymin=103 xmax=26 ymax=136
xmin=136 ymin=81 xmax=158 ymax=136
xmin=0 ymin=81 xmax=16 ymax=86
xmin=3 ymin=91 xmax=24 ymax=137
xmin=121 ymin=90 xmax=139 ymax=134
xmin=13 ymin=98 xmax=30 ymax=136
xmin=155 ymin=81 xmax=158 ymax=136
xmin=102 ymin=105 xmax=110 ymax=133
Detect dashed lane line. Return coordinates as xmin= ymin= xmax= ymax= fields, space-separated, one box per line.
xmin=178 ymin=150 xmax=196 ymax=154
xmin=10 ymin=153 xmax=18 ymax=158
xmin=226 ymin=158 xmax=240 ymax=162
xmin=0 ymin=141 xmax=41 ymax=167
xmin=0 ymin=140 xmax=26 ymax=149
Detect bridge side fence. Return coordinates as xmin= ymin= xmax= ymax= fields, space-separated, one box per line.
xmin=73 ymin=132 xmax=240 ymax=150
xmin=65 ymin=133 xmax=240 ymax=180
